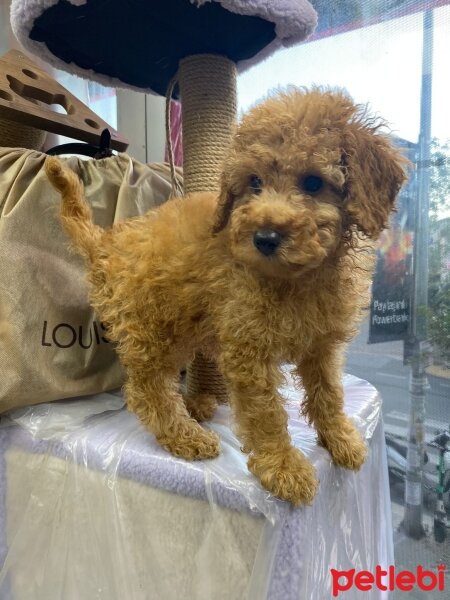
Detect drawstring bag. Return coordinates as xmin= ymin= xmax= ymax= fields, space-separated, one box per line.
xmin=0 ymin=148 xmax=175 ymax=413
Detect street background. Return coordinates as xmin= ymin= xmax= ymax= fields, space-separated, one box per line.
xmin=347 ymin=317 xmax=450 ymax=598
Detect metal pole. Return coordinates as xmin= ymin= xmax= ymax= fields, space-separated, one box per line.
xmin=403 ymin=8 xmax=433 ymax=539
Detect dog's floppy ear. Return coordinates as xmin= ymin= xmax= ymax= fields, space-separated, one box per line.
xmin=213 ymin=188 xmax=235 ymax=234
xmin=212 ymin=157 xmax=236 ymax=234
xmin=342 ymin=125 xmax=408 ymax=239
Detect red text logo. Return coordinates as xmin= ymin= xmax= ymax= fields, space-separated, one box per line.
xmin=331 ymin=564 xmax=446 ymax=596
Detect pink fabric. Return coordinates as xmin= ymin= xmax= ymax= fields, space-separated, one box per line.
xmin=164 ymin=100 xmax=183 ymax=167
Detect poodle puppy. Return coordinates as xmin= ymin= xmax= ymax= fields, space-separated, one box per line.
xmin=45 ymin=88 xmax=406 ymax=505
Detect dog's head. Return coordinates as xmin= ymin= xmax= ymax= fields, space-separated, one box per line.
xmin=213 ymin=88 xmax=407 ymax=279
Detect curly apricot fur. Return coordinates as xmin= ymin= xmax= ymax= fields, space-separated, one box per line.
xmin=45 ymin=88 xmax=406 ymax=505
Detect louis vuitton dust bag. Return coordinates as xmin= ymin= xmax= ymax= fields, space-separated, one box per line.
xmin=0 ymin=148 xmax=174 ymax=412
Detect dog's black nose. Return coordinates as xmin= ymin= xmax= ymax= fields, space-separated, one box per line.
xmin=253 ymin=230 xmax=282 ymax=256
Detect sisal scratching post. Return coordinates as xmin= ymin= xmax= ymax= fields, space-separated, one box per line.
xmin=178 ymin=55 xmax=236 ymax=193
xmin=178 ymin=54 xmax=236 ymax=404
xmin=0 ymin=117 xmax=46 ymax=150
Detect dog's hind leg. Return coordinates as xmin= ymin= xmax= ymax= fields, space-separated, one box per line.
xmin=183 ymin=393 xmax=218 ymax=422
xmin=297 ymin=341 xmax=367 ymax=471
xmin=181 ymin=356 xmax=228 ymax=421
xmin=125 ymin=365 xmax=221 ymax=460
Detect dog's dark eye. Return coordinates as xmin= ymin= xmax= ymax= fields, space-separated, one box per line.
xmin=300 ymin=175 xmax=324 ymax=194
xmin=249 ymin=175 xmax=263 ymax=194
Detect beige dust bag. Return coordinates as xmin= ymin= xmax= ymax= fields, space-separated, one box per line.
xmin=0 ymin=148 xmax=175 ymax=413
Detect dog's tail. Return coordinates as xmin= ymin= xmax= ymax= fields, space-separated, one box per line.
xmin=45 ymin=157 xmax=103 ymax=262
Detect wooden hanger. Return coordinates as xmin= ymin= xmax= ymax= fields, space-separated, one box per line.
xmin=0 ymin=49 xmax=128 ymax=152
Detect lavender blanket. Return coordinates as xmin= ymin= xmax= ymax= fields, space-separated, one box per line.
xmin=0 ymin=374 xmax=393 ymax=600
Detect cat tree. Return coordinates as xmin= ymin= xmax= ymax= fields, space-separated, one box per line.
xmin=10 ymin=0 xmax=317 ymax=405
xmin=3 ymin=6 xmax=397 ymax=598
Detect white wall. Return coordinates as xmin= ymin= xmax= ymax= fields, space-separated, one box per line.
xmin=117 ymin=89 xmax=165 ymax=163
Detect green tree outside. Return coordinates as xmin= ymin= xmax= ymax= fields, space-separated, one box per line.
xmin=428 ymin=138 xmax=450 ymax=362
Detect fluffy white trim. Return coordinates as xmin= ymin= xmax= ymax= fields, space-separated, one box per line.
xmin=10 ymin=0 xmax=317 ymax=95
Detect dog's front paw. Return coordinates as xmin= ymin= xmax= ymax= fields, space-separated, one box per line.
xmin=318 ymin=416 xmax=367 ymax=471
xmin=248 ymin=447 xmax=318 ymax=506
xmin=158 ymin=422 xmax=221 ymax=460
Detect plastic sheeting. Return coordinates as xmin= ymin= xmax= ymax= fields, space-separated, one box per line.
xmin=0 ymin=373 xmax=393 ymax=599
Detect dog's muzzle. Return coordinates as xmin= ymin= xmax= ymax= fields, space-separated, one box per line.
xmin=253 ymin=230 xmax=282 ymax=256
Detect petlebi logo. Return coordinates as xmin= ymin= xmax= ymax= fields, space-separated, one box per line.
xmin=331 ymin=564 xmax=446 ymax=596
